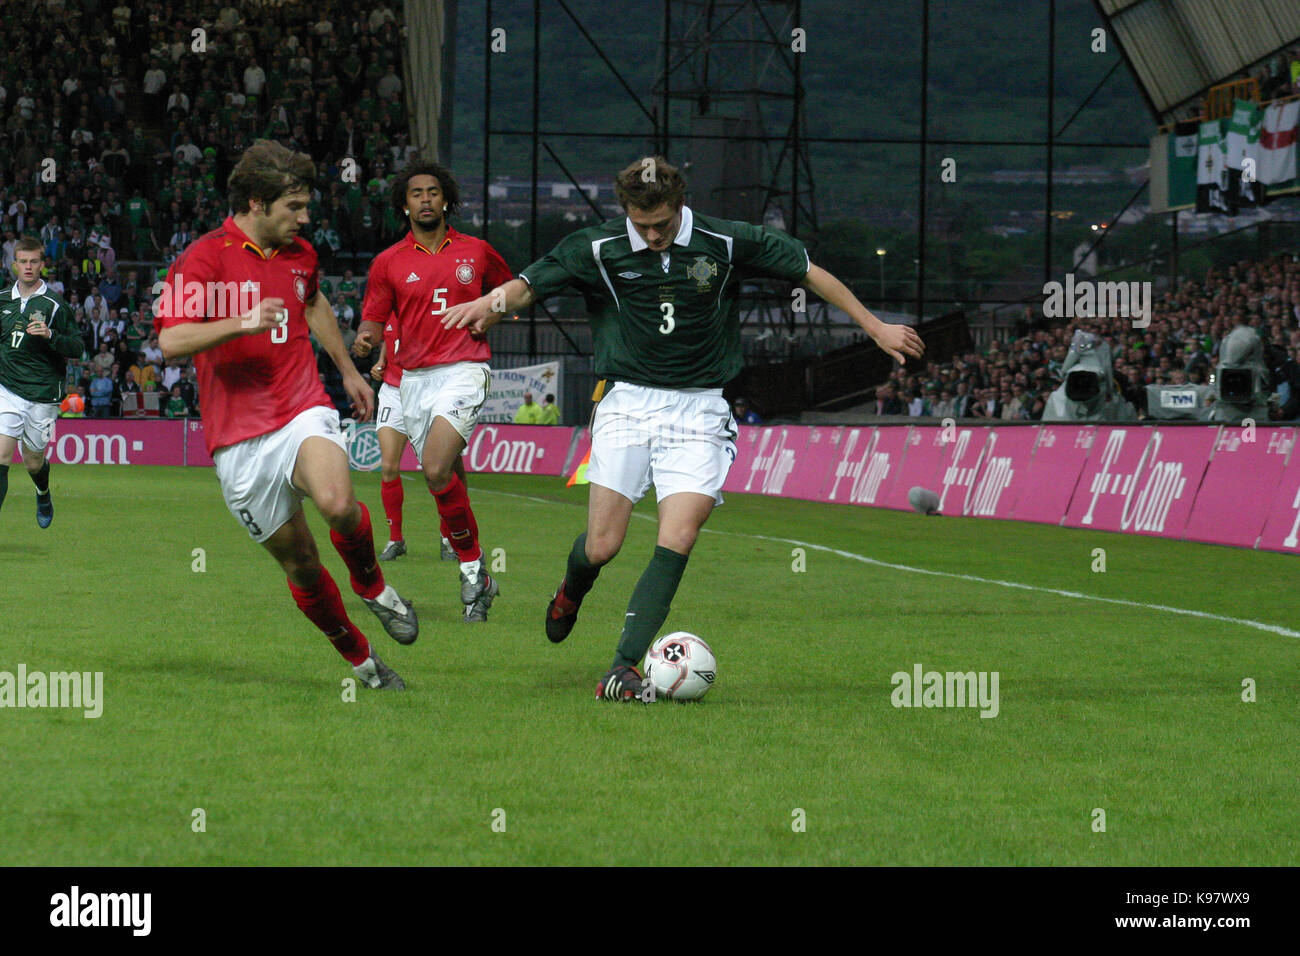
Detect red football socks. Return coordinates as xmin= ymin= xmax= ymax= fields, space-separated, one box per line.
xmin=287 ymin=566 xmax=372 ymax=665
xmin=329 ymin=502 xmax=386 ymax=600
xmin=380 ymin=477 xmax=404 ymax=541
xmin=431 ymin=472 xmax=482 ymax=562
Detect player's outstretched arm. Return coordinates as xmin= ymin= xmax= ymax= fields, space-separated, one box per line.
xmin=159 ymin=297 xmax=285 ymax=361
xmin=304 ymin=292 xmax=373 ymax=422
xmin=441 ymin=278 xmax=535 ymax=334
xmin=802 ymin=264 xmax=925 ymax=365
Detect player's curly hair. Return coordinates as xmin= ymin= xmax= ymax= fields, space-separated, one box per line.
xmin=614 ymin=155 xmax=687 ymax=211
xmin=227 ymin=139 xmax=316 ymax=214
xmin=390 ymin=161 xmax=461 ymax=221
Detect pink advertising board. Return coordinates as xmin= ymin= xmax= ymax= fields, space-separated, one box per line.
xmin=886 ymin=426 xmax=948 ymax=510
xmin=1184 ymin=427 xmax=1293 ymax=548
xmin=1256 ymin=430 xmax=1300 ymax=555
xmin=731 ymin=425 xmax=811 ymax=497
xmin=933 ymin=425 xmax=1041 ymax=520
xmin=11 ymin=418 xmax=187 ymax=466
xmin=782 ymin=425 xmax=845 ymax=501
xmin=819 ymin=426 xmax=913 ymax=510
xmin=14 ymin=417 xmax=1299 ymax=556
xmin=1009 ymin=424 xmax=1096 ymax=524
xmin=1062 ymin=425 xmax=1213 ymax=537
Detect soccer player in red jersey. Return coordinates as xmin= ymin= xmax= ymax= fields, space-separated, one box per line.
xmin=354 ymin=162 xmax=512 ymax=622
xmin=155 ymin=140 xmax=418 ymax=689
xmin=367 ymin=321 xmax=459 ymax=564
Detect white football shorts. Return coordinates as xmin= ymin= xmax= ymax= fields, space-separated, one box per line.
xmin=376 ymin=382 xmax=405 ymax=435
xmin=0 ymin=381 xmax=58 ymax=452
xmin=399 ymin=361 xmax=491 ymax=461
xmin=212 ymin=404 xmax=346 ymax=542
xmin=588 ymin=382 xmax=738 ymax=506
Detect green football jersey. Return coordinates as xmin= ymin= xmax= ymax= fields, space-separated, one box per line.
xmin=520 ymin=207 xmax=809 ymax=388
xmin=0 ymin=282 xmax=83 ymax=403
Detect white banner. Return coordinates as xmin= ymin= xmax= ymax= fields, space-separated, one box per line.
xmin=481 ymin=362 xmax=561 ymax=423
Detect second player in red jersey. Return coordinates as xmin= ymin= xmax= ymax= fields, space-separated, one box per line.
xmin=355 ymin=162 xmax=513 ymax=622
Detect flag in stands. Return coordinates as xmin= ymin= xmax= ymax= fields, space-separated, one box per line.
xmin=1259 ymin=100 xmax=1299 ymax=187
xmin=1167 ymin=120 xmax=1199 ymax=210
xmin=1225 ymin=99 xmax=1264 ymax=206
xmin=1196 ymin=119 xmax=1228 ymax=214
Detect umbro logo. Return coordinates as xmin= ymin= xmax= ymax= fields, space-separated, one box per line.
xmin=617 ymin=271 xmax=641 ymax=279
xmin=405 ymin=272 xmax=420 ymax=283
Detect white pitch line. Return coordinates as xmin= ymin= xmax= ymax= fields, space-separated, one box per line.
xmin=478 ymin=488 xmax=1300 ymax=640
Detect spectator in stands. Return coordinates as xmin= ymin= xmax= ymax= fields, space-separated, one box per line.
xmin=100 ymin=271 xmax=121 ymax=308
xmin=934 ymin=389 xmax=955 ymax=420
xmin=129 ymin=351 xmax=157 ymax=391
xmin=953 ymin=381 xmax=973 ymax=417
xmin=165 ymin=85 xmax=191 ymax=120
xmin=91 ymin=342 xmax=115 ymax=374
xmin=60 ymin=386 xmax=85 ymax=418
xmin=514 ymin=392 xmax=544 ymax=424
xmin=872 ymin=383 xmax=904 ymax=416
xmin=143 ymin=333 xmax=163 ymax=366
xmin=165 ymin=384 xmax=188 ymax=418
xmin=331 ymin=292 xmax=355 ymax=331
xmin=733 ymin=397 xmax=762 ymax=424
xmin=179 ymin=365 xmax=199 ymax=415
xmin=906 ymin=388 xmax=928 ymax=417
xmin=89 ymin=367 xmax=114 ymax=418
xmin=540 ymin=393 xmax=561 ymax=425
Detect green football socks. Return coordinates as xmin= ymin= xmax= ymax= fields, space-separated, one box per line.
xmin=613 ymin=546 xmax=690 ymax=668
xmin=564 ymin=532 xmax=604 ymax=601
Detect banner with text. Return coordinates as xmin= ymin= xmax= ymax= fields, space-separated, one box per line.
xmin=478 ymin=362 xmax=561 ymax=424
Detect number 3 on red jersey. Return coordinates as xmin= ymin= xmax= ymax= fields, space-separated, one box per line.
xmin=271 ymin=310 xmax=288 ymax=344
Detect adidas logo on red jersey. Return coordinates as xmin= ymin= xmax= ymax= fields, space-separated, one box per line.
xmin=405 ymin=272 xmax=420 ymax=283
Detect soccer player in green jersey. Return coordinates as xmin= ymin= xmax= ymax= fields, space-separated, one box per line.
xmin=442 ymin=157 xmax=925 ymax=700
xmin=0 ymin=238 xmax=84 ymax=527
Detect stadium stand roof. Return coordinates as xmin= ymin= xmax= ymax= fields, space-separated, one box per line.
xmin=1096 ymin=0 xmax=1300 ymax=119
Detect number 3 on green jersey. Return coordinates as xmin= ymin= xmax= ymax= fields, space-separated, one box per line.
xmin=658 ymin=302 xmax=674 ymax=334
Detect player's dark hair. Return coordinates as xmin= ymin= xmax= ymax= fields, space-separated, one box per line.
xmin=14 ymin=237 xmax=42 ymax=255
xmin=614 ymin=155 xmax=687 ymax=211
xmin=390 ymin=161 xmax=461 ymax=220
xmin=227 ymin=139 xmax=315 ymax=214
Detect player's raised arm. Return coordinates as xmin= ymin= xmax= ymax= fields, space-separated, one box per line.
xmin=303 ymin=290 xmax=374 ymax=421
xmin=801 ymin=263 xmax=925 ymax=365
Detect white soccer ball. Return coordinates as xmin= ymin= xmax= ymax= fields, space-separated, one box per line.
xmin=644 ymin=631 xmax=718 ymax=701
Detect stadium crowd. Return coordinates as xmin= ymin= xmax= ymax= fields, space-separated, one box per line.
xmin=1 ymin=0 xmax=409 ymax=420
xmin=870 ymin=255 xmax=1300 ymax=421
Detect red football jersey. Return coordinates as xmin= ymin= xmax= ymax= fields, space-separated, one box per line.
xmin=381 ymin=318 xmax=402 ymax=388
xmin=155 ymin=216 xmax=332 ymax=454
xmin=362 ymin=227 xmax=512 ymax=372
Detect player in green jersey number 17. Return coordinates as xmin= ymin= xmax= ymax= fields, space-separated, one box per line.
xmin=0 ymin=238 xmax=84 ymax=527
xmin=442 ymin=156 xmax=925 ymax=701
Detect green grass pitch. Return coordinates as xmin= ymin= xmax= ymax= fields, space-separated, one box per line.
xmin=1 ymin=465 xmax=1296 ymax=866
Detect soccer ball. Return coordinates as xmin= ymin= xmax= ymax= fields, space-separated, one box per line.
xmin=644 ymin=631 xmax=718 ymax=701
